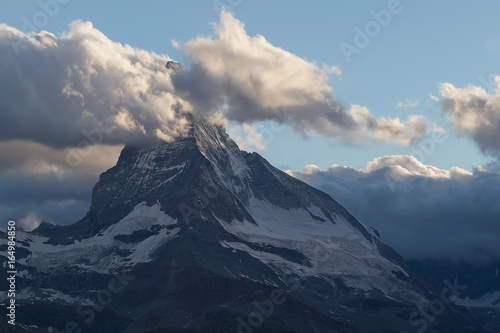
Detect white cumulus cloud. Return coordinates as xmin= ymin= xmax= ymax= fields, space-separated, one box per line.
xmin=0 ymin=21 xmax=192 ymax=148
xmin=439 ymin=76 xmax=500 ymax=156
xmin=172 ymin=10 xmax=436 ymax=146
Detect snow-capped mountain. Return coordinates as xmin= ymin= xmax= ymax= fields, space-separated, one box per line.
xmin=0 ymin=120 xmax=483 ymax=332
xmin=166 ymin=60 xmax=185 ymax=72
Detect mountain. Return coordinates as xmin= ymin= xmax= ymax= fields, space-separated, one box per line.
xmin=0 ymin=120 xmax=483 ymax=332
xmin=31 ymin=221 xmax=57 ymax=233
xmin=408 ymin=258 xmax=500 ymax=333
xmin=166 ymin=60 xmax=185 ymax=72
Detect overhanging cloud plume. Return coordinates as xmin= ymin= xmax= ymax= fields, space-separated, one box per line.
xmin=173 ymin=10 xmax=434 ymax=146
xmin=288 ymin=156 xmax=500 ymax=262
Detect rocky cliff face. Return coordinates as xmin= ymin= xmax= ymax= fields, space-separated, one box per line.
xmin=0 ymin=120 xmax=483 ymax=332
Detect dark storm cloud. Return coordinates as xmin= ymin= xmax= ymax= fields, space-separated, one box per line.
xmin=0 ymin=171 xmax=94 ymax=205
xmin=0 ymin=140 xmax=122 ymax=173
xmin=0 ymin=200 xmax=90 ymax=232
xmin=0 ymin=170 xmax=96 ymax=231
xmin=288 ymin=156 xmax=500 ymax=262
xmin=0 ymin=141 xmax=120 ymax=231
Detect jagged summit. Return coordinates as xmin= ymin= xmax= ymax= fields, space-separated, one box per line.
xmin=32 ymin=220 xmax=57 ymax=232
xmin=165 ymin=60 xmax=185 ymax=72
xmin=182 ymin=115 xmax=232 ymax=151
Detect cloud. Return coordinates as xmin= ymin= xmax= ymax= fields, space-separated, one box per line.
xmin=430 ymin=93 xmax=440 ymax=102
xmin=171 ymin=39 xmax=181 ymax=50
xmin=288 ymin=156 xmax=500 ymax=262
xmin=439 ymin=76 xmax=500 ymax=156
xmin=1 ymin=200 xmax=90 ymax=231
xmin=347 ymin=105 xmax=428 ymax=146
xmin=0 ymin=140 xmax=122 ymax=175
xmin=323 ymin=65 xmax=342 ymax=76
xmin=0 ymin=140 xmax=121 ymax=231
xmin=0 ymin=21 xmax=192 ymax=148
xmin=0 ymin=168 xmax=95 ymax=231
xmin=397 ymin=98 xmax=419 ymax=108
xmin=227 ymin=123 xmax=267 ymax=151
xmin=172 ymin=10 xmax=436 ymax=146
xmin=18 ymin=212 xmax=41 ymax=232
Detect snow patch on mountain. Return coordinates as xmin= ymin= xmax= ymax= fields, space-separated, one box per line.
xmin=4 ymin=203 xmax=180 ymax=274
xmin=455 ymin=291 xmax=500 ymax=308
xmin=194 ymin=121 xmax=251 ymax=185
xmin=216 ymin=197 xmax=414 ymax=298
xmin=1 ymin=287 xmax=95 ymax=306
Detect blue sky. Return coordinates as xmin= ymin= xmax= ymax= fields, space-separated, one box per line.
xmin=2 ymin=0 xmax=499 ymax=172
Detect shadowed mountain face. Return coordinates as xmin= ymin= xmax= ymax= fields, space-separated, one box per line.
xmin=0 ymin=120 xmax=483 ymax=332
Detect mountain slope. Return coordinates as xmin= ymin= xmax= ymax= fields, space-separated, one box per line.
xmin=408 ymin=258 xmax=500 ymax=333
xmin=1 ymin=120 xmax=483 ymax=332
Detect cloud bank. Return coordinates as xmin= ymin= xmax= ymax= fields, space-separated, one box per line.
xmin=0 ymin=140 xmax=121 ymax=230
xmin=288 ymin=156 xmax=500 ymax=262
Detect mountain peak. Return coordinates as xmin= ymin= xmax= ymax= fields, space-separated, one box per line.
xmin=32 ymin=220 xmax=57 ymax=232
xmin=165 ymin=60 xmax=185 ymax=72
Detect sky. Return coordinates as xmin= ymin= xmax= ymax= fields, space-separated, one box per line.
xmin=0 ymin=0 xmax=499 ymax=262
